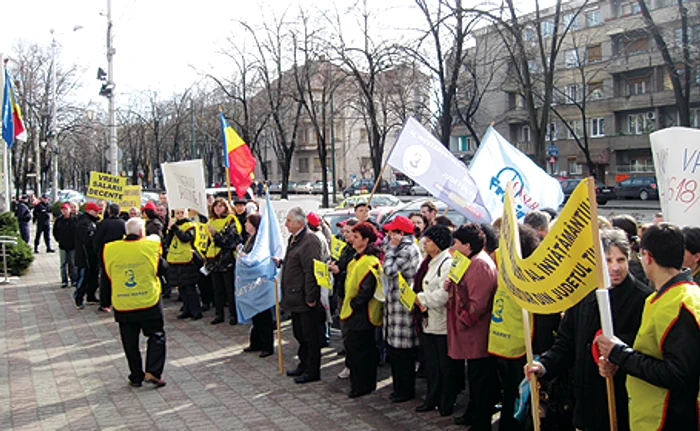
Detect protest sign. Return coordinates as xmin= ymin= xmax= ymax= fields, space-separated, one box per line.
xmin=86 ymin=171 xmax=126 ymax=201
xmin=330 ymin=236 xmax=347 ymax=260
xmin=650 ymin=127 xmax=700 ymax=226
xmin=387 ymin=117 xmax=491 ymax=223
xmin=448 ymin=251 xmax=471 ymax=283
xmin=314 ymin=260 xmax=333 ymax=290
xmin=469 ymin=127 xmax=564 ymax=220
xmin=161 ymin=159 xmax=207 ymax=216
xmin=498 ymin=178 xmax=598 ymax=314
xmin=397 ymin=272 xmax=416 ymax=311
xmin=118 ymin=185 xmax=141 ymax=210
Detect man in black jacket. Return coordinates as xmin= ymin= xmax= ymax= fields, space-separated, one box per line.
xmin=597 ymin=223 xmax=700 ymax=430
xmin=74 ymin=202 xmax=101 ymax=309
xmin=33 ymin=194 xmax=55 ymax=253
xmin=94 ymin=203 xmax=126 ymax=311
xmin=528 ymin=228 xmax=652 ymax=430
xmin=53 ymin=203 xmax=77 ymax=288
xmin=15 ymin=195 xmax=32 ymax=244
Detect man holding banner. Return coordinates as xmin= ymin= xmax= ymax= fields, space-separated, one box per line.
xmin=597 ymin=223 xmax=700 ymax=430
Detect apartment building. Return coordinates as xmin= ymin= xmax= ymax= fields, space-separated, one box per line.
xmin=452 ymin=0 xmax=700 ymax=185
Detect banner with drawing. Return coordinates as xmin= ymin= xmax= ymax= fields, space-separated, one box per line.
xmin=161 ymin=159 xmax=208 ymax=216
xmin=650 ymin=127 xmax=700 ymax=226
xmin=498 ymin=178 xmax=598 ymax=313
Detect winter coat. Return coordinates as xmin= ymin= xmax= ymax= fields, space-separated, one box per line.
xmin=52 ymin=214 xmax=77 ymax=250
xmin=416 ymin=249 xmax=453 ymax=335
xmin=445 ymin=250 xmax=497 ymax=360
xmin=33 ymin=201 xmax=51 ymax=225
xmin=94 ymin=216 xmax=126 ymax=256
xmin=145 ymin=217 xmax=164 ymax=239
xmin=74 ymin=212 xmax=99 ymax=268
xmin=281 ymin=227 xmax=322 ymax=313
xmin=383 ymin=234 xmax=422 ymax=348
xmin=15 ymin=202 xmax=31 ymax=224
xmin=539 ymin=273 xmax=651 ymax=431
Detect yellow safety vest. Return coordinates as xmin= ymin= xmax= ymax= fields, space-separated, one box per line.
xmin=205 ymin=215 xmax=242 ymax=258
xmin=340 ymin=254 xmax=384 ymax=327
xmin=104 ymin=237 xmax=162 ymax=312
xmin=488 ymin=282 xmax=528 ymax=359
xmin=627 ymin=281 xmax=700 ymax=431
xmin=167 ymin=221 xmax=196 ymax=264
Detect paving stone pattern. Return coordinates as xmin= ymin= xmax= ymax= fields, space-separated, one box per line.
xmin=0 ymin=233 xmax=482 ymax=430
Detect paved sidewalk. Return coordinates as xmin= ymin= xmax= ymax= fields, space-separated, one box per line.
xmin=0 ymin=245 xmax=475 ymax=430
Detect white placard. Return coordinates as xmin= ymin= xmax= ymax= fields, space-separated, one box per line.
xmin=161 ymin=159 xmax=208 ymax=216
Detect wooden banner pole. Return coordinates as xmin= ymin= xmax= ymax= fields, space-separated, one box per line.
xmin=522 ymin=309 xmax=541 ymax=431
xmin=274 ymin=279 xmax=284 ymax=375
xmin=366 ymin=161 xmax=389 ymax=203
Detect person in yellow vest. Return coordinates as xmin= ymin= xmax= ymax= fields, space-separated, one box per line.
xmin=165 ymin=208 xmax=203 ymax=320
xmin=205 ymin=198 xmax=242 ymax=325
xmin=340 ymin=221 xmax=383 ymax=398
xmin=596 ymin=223 xmax=700 ymax=430
xmin=103 ymin=217 xmax=167 ymax=388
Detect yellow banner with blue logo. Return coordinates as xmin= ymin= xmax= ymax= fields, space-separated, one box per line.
xmin=398 ymin=272 xmax=417 ymax=311
xmin=330 ymin=236 xmax=347 ymax=260
xmin=448 ymin=251 xmax=471 ymax=283
xmin=314 ymin=259 xmax=333 ymax=290
xmin=498 ymin=178 xmax=599 ymax=314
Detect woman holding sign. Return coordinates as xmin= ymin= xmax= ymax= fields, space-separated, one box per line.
xmin=414 ymin=225 xmax=454 ymax=416
xmin=340 ymin=222 xmax=383 ymax=398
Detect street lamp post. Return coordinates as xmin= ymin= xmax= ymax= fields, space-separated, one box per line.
xmin=106 ymin=0 xmax=118 ymax=176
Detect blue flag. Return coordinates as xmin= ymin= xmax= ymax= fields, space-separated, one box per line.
xmin=2 ymin=69 xmax=14 ymax=146
xmin=235 ymin=192 xmax=285 ymax=323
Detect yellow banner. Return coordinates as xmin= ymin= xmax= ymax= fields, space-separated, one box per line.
xmin=448 ymin=251 xmax=471 ymax=283
xmin=398 ymin=272 xmax=416 ymax=311
xmin=330 ymin=236 xmax=347 ymax=260
xmin=86 ymin=171 xmax=127 ymax=201
xmin=314 ymin=259 xmax=333 ymax=290
xmin=498 ymin=178 xmax=598 ymax=313
xmin=118 ymin=185 xmax=141 ymax=210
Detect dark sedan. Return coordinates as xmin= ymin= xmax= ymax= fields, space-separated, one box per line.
xmin=389 ymin=180 xmax=413 ymax=196
xmin=559 ymin=178 xmax=616 ymax=205
xmin=615 ymin=176 xmax=658 ymax=201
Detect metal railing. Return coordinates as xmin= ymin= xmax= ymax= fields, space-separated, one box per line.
xmin=0 ymin=236 xmax=17 ymax=284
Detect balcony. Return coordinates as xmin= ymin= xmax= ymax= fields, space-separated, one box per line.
xmin=616 ymin=160 xmax=655 ymax=173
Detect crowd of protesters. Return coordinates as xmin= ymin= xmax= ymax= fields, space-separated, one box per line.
xmin=15 ymin=190 xmax=700 ymax=429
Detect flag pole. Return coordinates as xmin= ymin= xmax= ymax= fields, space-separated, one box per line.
xmin=225 ymin=167 xmax=233 ymax=207
xmin=366 ymin=160 xmax=389 ymax=204
xmin=274 ymin=278 xmax=283 ymax=375
xmin=219 ymin=107 xmax=235 ymax=206
xmin=587 ymin=176 xmax=618 ymax=431
xmin=522 ymin=309 xmax=541 ymax=431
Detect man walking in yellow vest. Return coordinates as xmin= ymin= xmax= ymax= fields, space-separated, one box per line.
xmin=597 ymin=223 xmax=700 ymax=430
xmin=104 ymin=217 xmax=168 ymax=388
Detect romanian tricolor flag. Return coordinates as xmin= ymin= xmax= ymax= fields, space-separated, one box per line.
xmin=2 ymin=68 xmax=27 ymax=148
xmin=219 ymin=112 xmax=256 ymax=199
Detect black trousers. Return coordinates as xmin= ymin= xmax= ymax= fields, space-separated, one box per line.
xmin=75 ymin=265 xmax=99 ymax=305
xmin=347 ymin=328 xmax=378 ymax=394
xmin=179 ymin=283 xmax=202 ymax=317
xmin=250 ymin=308 xmax=274 ymax=352
xmin=389 ymin=346 xmax=416 ymax=399
xmin=291 ymin=309 xmax=321 ymax=379
xmin=211 ymin=270 xmax=236 ymax=321
xmin=118 ymin=318 xmax=166 ymax=383
xmin=422 ymin=333 xmax=459 ymax=412
xmin=495 ymin=357 xmax=526 ymax=431
xmin=34 ymin=223 xmax=51 ymax=250
xmin=99 ymin=263 xmax=111 ymax=308
xmin=462 ymin=356 xmax=498 ymax=431
xmin=198 ymin=272 xmax=213 ymax=307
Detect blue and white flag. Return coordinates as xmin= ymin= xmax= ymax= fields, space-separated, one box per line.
xmin=469 ymin=126 xmax=564 ymax=220
xmin=235 ymin=192 xmax=285 ymax=323
xmin=387 ymin=117 xmax=492 ymax=223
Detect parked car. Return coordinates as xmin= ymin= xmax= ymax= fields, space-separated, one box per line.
xmin=312 ymin=181 xmax=334 ymax=194
xmin=343 ymin=178 xmax=389 ymax=197
xmin=335 ymin=194 xmax=401 ymax=209
xmin=615 ymin=176 xmax=658 ymax=201
xmin=409 ymin=184 xmax=430 ymax=196
xmin=268 ymin=182 xmax=282 ymax=194
xmin=322 ymin=207 xmax=386 ymax=236
xmin=389 ymin=180 xmax=413 ymax=196
xmin=381 ymin=198 xmax=471 ymax=226
xmin=58 ymin=189 xmax=86 ymax=204
xmin=294 ymin=181 xmax=314 ymax=194
xmin=559 ymin=178 xmax=616 ymax=205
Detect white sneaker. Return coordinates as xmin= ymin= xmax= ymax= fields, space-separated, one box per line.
xmin=337 ymin=367 xmax=350 ymax=379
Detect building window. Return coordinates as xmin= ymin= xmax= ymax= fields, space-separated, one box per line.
xmin=298 ymin=157 xmax=309 ymax=173
xmin=586 ymin=44 xmax=602 ymax=63
xmin=520 ymin=125 xmax=531 ymax=142
xmin=691 ymin=108 xmax=700 ymax=128
xmin=542 ymin=21 xmax=555 ymax=37
xmin=590 ymin=118 xmax=605 ymax=137
xmin=563 ymin=13 xmax=578 ymax=31
xmin=585 ymin=9 xmax=600 ymax=27
xmin=545 ymin=122 xmax=558 ymax=141
xmin=523 ymin=27 xmax=537 ymax=45
xmin=565 ymin=49 xmax=580 ymax=68
xmin=627 ymin=112 xmax=656 ymax=135
xmin=621 ymin=37 xmax=650 ymax=55
xmin=359 ymin=128 xmax=367 ymax=141
xmin=626 ymin=76 xmax=650 ymax=96
xmin=567 ymin=84 xmax=580 ymax=103
xmin=568 ymin=157 xmax=582 ymax=175
xmin=567 ymin=120 xmax=581 ymax=139
xmin=588 ymin=81 xmax=604 ymax=99
xmin=620 ymin=1 xmax=641 ymax=15
xmin=675 ymin=25 xmax=700 ymax=46
xmin=528 ymin=60 xmax=538 ymax=74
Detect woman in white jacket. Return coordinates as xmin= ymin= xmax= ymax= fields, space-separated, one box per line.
xmin=414 ymin=225 xmax=457 ymax=416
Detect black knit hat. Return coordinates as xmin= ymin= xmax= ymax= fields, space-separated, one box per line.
xmin=422 ymin=225 xmax=453 ymax=251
